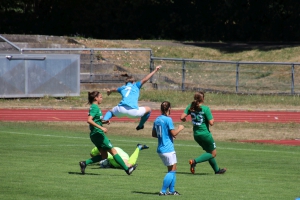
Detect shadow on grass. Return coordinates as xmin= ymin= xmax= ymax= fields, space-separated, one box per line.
xmin=179 ymin=41 xmax=300 ymax=53
xmin=68 ymin=172 xmax=100 ymax=176
xmin=176 ymin=171 xmax=210 ymax=176
xmin=132 ymin=191 xmax=159 ymax=195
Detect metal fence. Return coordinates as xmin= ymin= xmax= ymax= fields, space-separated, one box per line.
xmin=150 ymin=57 xmax=300 ymax=95
xmin=1 ymin=34 xmax=300 ymax=95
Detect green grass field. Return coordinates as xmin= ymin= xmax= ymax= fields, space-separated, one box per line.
xmin=0 ymin=122 xmax=299 ymax=200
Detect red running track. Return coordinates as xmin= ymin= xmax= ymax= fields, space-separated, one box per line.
xmin=0 ymin=109 xmax=300 ymax=123
xmin=1 ymin=109 xmax=300 ymax=146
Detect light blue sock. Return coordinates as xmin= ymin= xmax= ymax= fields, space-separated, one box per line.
xmin=161 ymin=171 xmax=173 ymax=193
xmin=138 ymin=111 xmax=151 ymax=127
xmin=169 ymin=171 xmax=176 ymax=193
xmin=103 ymin=111 xmax=113 ymax=121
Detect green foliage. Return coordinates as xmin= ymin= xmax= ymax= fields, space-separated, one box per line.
xmin=1 ymin=1 xmax=300 ymax=41
xmin=0 ymin=122 xmax=299 ymax=200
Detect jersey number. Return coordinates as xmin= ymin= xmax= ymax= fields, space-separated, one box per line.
xmin=191 ymin=113 xmax=203 ymax=125
xmin=125 ymin=86 xmax=132 ymax=97
xmin=155 ymin=125 xmax=162 ymax=138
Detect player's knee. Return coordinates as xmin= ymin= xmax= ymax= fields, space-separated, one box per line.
xmin=211 ymin=150 xmax=217 ymax=157
xmin=145 ymin=107 xmax=151 ymax=113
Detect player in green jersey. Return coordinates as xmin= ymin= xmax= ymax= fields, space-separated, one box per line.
xmin=79 ymin=91 xmax=137 ymax=175
xmin=180 ymin=91 xmax=226 ymax=175
xmin=90 ymin=144 xmax=149 ymax=168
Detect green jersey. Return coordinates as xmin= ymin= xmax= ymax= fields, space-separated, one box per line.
xmin=184 ymin=104 xmax=213 ymax=135
xmin=88 ymin=103 xmax=103 ymax=135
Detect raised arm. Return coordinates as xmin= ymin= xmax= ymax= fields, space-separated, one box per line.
xmin=107 ymin=88 xmax=118 ymax=96
xmin=141 ymin=65 xmax=161 ymax=85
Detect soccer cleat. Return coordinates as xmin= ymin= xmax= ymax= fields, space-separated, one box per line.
xmin=158 ymin=192 xmax=168 ymax=196
xmin=215 ymin=168 xmax=227 ymax=174
xmin=79 ymin=161 xmax=86 ymax=174
xmin=189 ymin=159 xmax=196 ymax=174
xmin=126 ymin=164 xmax=138 ymax=175
xmin=136 ymin=125 xmax=144 ymax=131
xmin=168 ymin=191 xmax=181 ymax=195
xmin=137 ymin=143 xmax=149 ymax=150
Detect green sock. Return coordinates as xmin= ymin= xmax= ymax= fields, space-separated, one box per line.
xmin=208 ymin=158 xmax=220 ymax=172
xmin=86 ymin=155 xmax=102 ymax=165
xmin=194 ymin=153 xmax=213 ymax=163
xmin=113 ymin=154 xmax=129 ymax=170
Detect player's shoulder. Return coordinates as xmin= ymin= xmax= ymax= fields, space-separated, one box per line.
xmin=201 ymin=105 xmax=211 ymax=109
xmin=90 ymin=103 xmax=98 ymax=109
xmin=201 ymin=105 xmax=211 ymax=112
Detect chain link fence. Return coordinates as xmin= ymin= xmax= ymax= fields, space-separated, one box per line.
xmin=1 ymin=34 xmax=299 ymax=95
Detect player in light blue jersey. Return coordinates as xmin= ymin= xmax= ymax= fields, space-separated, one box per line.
xmin=152 ymin=101 xmax=184 ymax=196
xmin=103 ymin=65 xmax=161 ymax=130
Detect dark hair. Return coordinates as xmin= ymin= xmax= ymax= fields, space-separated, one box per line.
xmin=189 ymin=91 xmax=204 ymax=112
xmin=121 ymin=73 xmax=135 ymax=84
xmin=88 ymin=91 xmax=100 ymax=104
xmin=161 ymin=101 xmax=171 ymax=116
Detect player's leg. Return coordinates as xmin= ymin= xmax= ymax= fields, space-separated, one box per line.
xmin=103 ymin=107 xmax=116 ymax=121
xmin=108 ymin=147 xmax=137 ymax=175
xmin=158 ymin=152 xmax=179 ymax=195
xmin=108 ymin=147 xmax=130 ymax=168
xmin=189 ymin=134 xmax=214 ymax=174
xmin=127 ymin=144 xmax=149 ymax=165
xmin=79 ymin=134 xmax=104 ymax=174
xmin=168 ymin=164 xmax=180 ymax=195
xmin=136 ymin=106 xmax=151 ymax=130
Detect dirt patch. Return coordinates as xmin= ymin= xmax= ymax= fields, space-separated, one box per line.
xmin=239 ymin=140 xmax=300 ymax=146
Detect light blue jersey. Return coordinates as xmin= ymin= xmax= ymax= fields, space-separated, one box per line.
xmin=153 ymin=115 xmax=175 ymax=153
xmin=117 ymin=81 xmax=142 ymax=109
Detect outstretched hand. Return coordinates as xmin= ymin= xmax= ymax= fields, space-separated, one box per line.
xmin=155 ymin=65 xmax=162 ymax=71
xmin=107 ymin=90 xmax=112 ymax=96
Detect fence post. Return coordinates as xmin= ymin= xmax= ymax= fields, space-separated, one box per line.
xmin=182 ymin=60 xmax=186 ymax=91
xmin=236 ymin=62 xmax=239 ymax=93
xmin=291 ymin=64 xmax=295 ymax=95
xmin=150 ymin=51 xmax=154 ymax=83
xmin=90 ymin=49 xmax=94 ymax=83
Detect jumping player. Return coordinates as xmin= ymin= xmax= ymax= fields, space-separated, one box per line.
xmin=103 ymin=65 xmax=161 ymax=130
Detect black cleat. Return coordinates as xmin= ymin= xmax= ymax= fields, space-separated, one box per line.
xmin=79 ymin=161 xmax=86 ymax=174
xmin=136 ymin=125 xmax=144 ymax=130
xmin=137 ymin=143 xmax=149 ymax=150
xmin=189 ymin=159 xmax=196 ymax=174
xmin=126 ymin=164 xmax=138 ymax=175
xmin=168 ymin=191 xmax=181 ymax=195
xmin=158 ymin=192 xmax=168 ymax=196
xmin=215 ymin=168 xmax=227 ymax=174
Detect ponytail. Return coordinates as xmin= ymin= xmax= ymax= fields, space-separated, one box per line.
xmin=189 ymin=91 xmax=204 ymax=112
xmin=88 ymin=91 xmax=100 ymax=104
xmin=161 ymin=101 xmax=171 ymax=116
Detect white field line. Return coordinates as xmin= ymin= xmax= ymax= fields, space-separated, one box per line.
xmin=0 ymin=130 xmax=299 ymax=155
